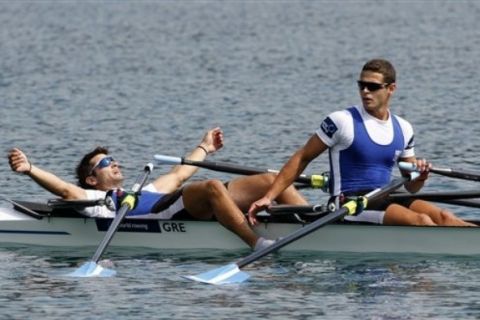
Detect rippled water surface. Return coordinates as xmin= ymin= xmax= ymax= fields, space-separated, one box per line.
xmin=1 ymin=1 xmax=480 ymax=319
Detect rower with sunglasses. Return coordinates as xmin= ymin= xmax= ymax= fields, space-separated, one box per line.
xmin=248 ymin=58 xmax=474 ymax=227
xmin=7 ymin=127 xmax=308 ymax=251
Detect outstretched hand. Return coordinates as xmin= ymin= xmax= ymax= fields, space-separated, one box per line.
xmin=200 ymin=127 xmax=224 ymax=154
xmin=8 ymin=148 xmax=31 ymax=174
xmin=247 ymin=196 xmax=273 ymax=226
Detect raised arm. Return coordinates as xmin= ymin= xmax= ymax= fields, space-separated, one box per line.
xmin=8 ymin=148 xmax=86 ymax=200
xmin=151 ymin=127 xmax=224 ymax=193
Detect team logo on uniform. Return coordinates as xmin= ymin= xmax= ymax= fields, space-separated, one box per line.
xmin=320 ymin=117 xmax=338 ymax=138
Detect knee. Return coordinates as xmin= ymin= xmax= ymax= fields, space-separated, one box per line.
xmin=417 ymin=213 xmax=435 ymax=226
xmin=263 ymin=173 xmax=276 ymax=183
xmin=438 ymin=210 xmax=456 ymax=224
xmin=249 ymin=173 xmax=276 ymax=186
xmin=203 ymin=179 xmax=227 ymax=197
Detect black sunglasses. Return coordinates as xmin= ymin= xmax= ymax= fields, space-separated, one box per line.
xmin=357 ymin=81 xmax=390 ymax=92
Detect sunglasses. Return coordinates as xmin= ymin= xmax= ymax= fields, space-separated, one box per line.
xmin=89 ymin=156 xmax=115 ymax=175
xmin=357 ymin=81 xmax=390 ymax=92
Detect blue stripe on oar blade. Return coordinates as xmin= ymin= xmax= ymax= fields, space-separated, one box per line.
xmin=66 ymin=261 xmax=116 ymax=277
xmin=183 ymin=263 xmax=250 ymax=285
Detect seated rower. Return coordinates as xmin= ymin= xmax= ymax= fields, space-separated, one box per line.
xmin=8 ymin=127 xmax=308 ymax=250
xmin=248 ymin=58 xmax=475 ymax=227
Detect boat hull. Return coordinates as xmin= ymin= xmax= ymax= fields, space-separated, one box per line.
xmin=1 ymin=206 xmax=479 ymax=255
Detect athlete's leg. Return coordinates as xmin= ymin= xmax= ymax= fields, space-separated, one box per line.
xmin=409 ymin=200 xmax=476 ymax=227
xmin=383 ymin=203 xmax=437 ymax=226
xmin=182 ymin=179 xmax=259 ymax=248
xmin=226 ymin=173 xmax=308 ymax=212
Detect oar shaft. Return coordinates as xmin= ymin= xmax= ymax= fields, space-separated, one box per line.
xmin=390 ymin=190 xmax=480 ymax=201
xmin=237 ymin=207 xmax=349 ymax=268
xmin=182 ymin=158 xmax=287 ymax=178
xmin=236 ymin=176 xmax=409 ymax=268
xmin=430 ymin=167 xmax=480 ymax=182
xmin=47 ymin=198 xmax=106 ymax=208
xmin=91 ymin=163 xmax=153 ymax=263
xmin=428 ymin=199 xmax=480 ymax=209
xmin=154 ymin=154 xmax=327 ymax=189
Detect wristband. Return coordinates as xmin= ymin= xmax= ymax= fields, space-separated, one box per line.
xmin=197 ymin=145 xmax=209 ymax=155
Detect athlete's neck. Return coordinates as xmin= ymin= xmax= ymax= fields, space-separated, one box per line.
xmin=364 ymin=106 xmax=390 ymax=121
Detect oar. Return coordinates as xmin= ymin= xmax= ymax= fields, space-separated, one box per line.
xmin=47 ymin=198 xmax=107 ymax=209
xmin=267 ymin=203 xmax=332 ymax=214
xmin=67 ymin=163 xmax=154 ymax=277
xmin=389 ymin=190 xmax=480 ymax=202
xmin=154 ymin=154 xmax=329 ymax=190
xmin=423 ymin=198 xmax=480 ymax=209
xmin=436 ymin=199 xmax=480 ymax=208
xmin=399 ymin=162 xmax=480 ymax=182
xmin=431 ymin=166 xmax=480 ymax=182
xmin=184 ymin=174 xmax=413 ymax=285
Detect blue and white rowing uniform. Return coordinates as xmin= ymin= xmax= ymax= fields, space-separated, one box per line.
xmin=316 ymin=105 xmax=415 ymax=224
xmin=80 ymin=183 xmax=188 ymax=219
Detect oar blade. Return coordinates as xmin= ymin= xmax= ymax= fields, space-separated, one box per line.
xmin=66 ymin=261 xmax=117 ymax=278
xmin=183 ymin=263 xmax=250 ymax=285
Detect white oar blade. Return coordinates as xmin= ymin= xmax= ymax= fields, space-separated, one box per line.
xmin=183 ymin=263 xmax=250 ymax=285
xmin=66 ymin=261 xmax=117 ymax=278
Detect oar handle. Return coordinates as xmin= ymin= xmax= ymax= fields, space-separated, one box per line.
xmin=154 ymin=154 xmax=329 ymax=190
xmin=398 ymin=161 xmax=480 ymax=182
xmin=91 ymin=163 xmax=154 ymax=263
xmin=397 ymin=161 xmax=419 ymax=180
xmin=154 ymin=155 xmax=181 ymax=165
xmin=398 ymin=161 xmax=416 ymax=171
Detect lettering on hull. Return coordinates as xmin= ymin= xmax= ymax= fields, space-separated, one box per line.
xmin=96 ymin=219 xmax=186 ymax=233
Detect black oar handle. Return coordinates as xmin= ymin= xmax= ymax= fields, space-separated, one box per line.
xmin=91 ymin=163 xmax=154 ymax=263
xmin=154 ymin=154 xmax=329 ymax=190
xmin=267 ymin=204 xmax=330 ymax=214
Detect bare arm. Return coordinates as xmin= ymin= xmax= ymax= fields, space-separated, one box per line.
xmin=8 ymin=148 xmax=86 ymax=200
xmin=152 ymin=127 xmax=224 ymax=193
xmin=248 ymin=134 xmax=328 ymax=225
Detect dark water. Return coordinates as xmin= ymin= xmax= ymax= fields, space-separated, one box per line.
xmin=1 ymin=1 xmax=480 ymax=319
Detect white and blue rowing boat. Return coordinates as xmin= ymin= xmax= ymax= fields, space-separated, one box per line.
xmin=1 ymin=200 xmax=479 ymax=255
